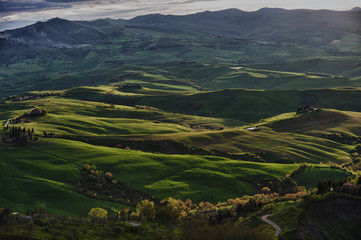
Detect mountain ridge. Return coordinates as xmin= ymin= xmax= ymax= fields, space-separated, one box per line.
xmin=1 ymin=7 xmax=360 ymax=45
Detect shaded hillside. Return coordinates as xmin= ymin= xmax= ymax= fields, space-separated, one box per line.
xmin=128 ymin=8 xmax=361 ymax=43
xmin=1 ymin=18 xmax=109 ymax=46
xmin=135 ymin=87 xmax=361 ymax=122
xmin=263 ymin=109 xmax=361 ymax=136
xmin=251 ymin=57 xmax=361 ymax=78
xmin=2 ymin=8 xmax=360 ymax=47
xmin=286 ymin=196 xmax=361 ymax=240
xmin=57 ymin=86 xmax=361 ymax=123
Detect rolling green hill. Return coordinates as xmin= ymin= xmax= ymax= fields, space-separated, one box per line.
xmin=251 ymin=56 xmax=361 ymax=78
xmin=260 ymin=109 xmax=361 ymax=137
xmin=1 ymin=8 xmax=360 ymax=99
xmin=0 ymin=8 xmax=360 ymax=227
xmin=1 ymin=90 xmax=355 ymax=216
xmin=0 ymin=137 xmax=299 ymax=216
xmin=132 ymin=87 xmax=361 ymax=123
xmin=293 ymin=166 xmax=352 ymax=189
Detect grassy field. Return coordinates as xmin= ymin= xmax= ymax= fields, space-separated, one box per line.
xmin=251 ymin=56 xmax=361 ymax=78
xmin=0 ymin=88 xmax=358 ymax=216
xmin=2 ymin=94 xmax=358 ymax=165
xmin=167 ymin=128 xmax=352 ymax=164
xmin=258 ymin=109 xmax=361 ymax=137
xmin=1 ymin=42 xmax=360 ymax=99
xmin=64 ymin=85 xmax=361 ymax=124
xmin=138 ymin=108 xmax=361 ymax=164
xmin=293 ymin=166 xmax=351 ymax=188
xmin=0 ymin=95 xmax=243 ymax=135
xmin=0 ymin=137 xmax=300 ymax=216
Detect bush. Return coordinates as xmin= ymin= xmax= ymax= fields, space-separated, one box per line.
xmin=156 ymin=197 xmax=182 ymax=225
xmin=88 ymin=208 xmax=108 ymax=219
xmin=136 ymin=199 xmax=155 ymax=222
xmin=118 ymin=208 xmax=131 ymax=221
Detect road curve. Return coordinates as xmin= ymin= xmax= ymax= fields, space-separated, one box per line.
xmin=261 ymin=214 xmax=282 ymax=237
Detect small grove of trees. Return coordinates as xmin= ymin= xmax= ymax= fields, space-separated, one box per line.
xmin=2 ymin=126 xmax=38 ymax=144
xmin=10 ymin=108 xmax=47 ymax=125
xmin=6 ymin=94 xmax=55 ymax=102
xmin=112 ymin=191 xmax=308 ymax=227
xmin=317 ymin=178 xmax=361 ymax=196
xmin=349 ymin=145 xmax=361 ymax=170
xmin=296 ymin=105 xmax=316 ymax=113
xmin=249 ymin=175 xmax=298 ymax=195
xmin=77 ymin=164 xmax=157 ymax=206
xmin=328 ymin=133 xmax=361 ymax=145
xmin=117 ymin=197 xmax=183 ymax=225
xmin=78 ymin=164 xmax=309 ymax=226
xmin=0 ymin=206 xmax=276 ymax=240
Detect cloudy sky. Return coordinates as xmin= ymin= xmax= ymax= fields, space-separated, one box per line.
xmin=0 ymin=0 xmax=360 ymax=30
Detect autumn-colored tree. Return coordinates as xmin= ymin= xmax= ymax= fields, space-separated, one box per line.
xmin=261 ymin=187 xmax=271 ymax=194
xmin=88 ymin=208 xmax=107 ymax=218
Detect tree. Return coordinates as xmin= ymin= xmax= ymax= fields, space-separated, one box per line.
xmin=118 ymin=208 xmax=131 ymax=221
xmin=261 ymin=187 xmax=271 ymax=194
xmin=136 ymin=199 xmax=155 ymax=222
xmin=156 ymin=197 xmax=182 ymax=225
xmin=88 ymin=208 xmax=108 ymax=218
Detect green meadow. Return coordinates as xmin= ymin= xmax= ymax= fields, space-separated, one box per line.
xmin=293 ymin=166 xmax=352 ymax=189
xmin=1 ymin=90 xmax=357 ymax=216
xmin=0 ymin=137 xmax=299 ymax=216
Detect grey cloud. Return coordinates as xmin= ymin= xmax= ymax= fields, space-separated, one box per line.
xmin=45 ymin=0 xmax=94 ymax=3
xmin=0 ymin=0 xmax=108 ymax=14
xmin=180 ymin=0 xmax=218 ymax=3
xmin=0 ymin=2 xmax=44 ymax=13
xmin=0 ymin=0 xmax=70 ymax=14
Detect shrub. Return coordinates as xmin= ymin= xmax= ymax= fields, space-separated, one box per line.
xmin=156 ymin=197 xmax=182 ymax=225
xmin=83 ymin=164 xmax=90 ymax=170
xmin=88 ymin=208 xmax=108 ymax=219
xmin=118 ymin=208 xmax=131 ymax=221
xmin=261 ymin=187 xmax=271 ymax=194
xmin=36 ymin=203 xmax=47 ymax=214
xmin=136 ymin=199 xmax=155 ymax=222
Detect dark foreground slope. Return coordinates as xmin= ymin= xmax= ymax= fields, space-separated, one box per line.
xmin=282 ymin=195 xmax=361 ymax=240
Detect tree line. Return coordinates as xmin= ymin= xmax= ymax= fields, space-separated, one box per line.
xmin=2 ymin=126 xmax=38 ymax=144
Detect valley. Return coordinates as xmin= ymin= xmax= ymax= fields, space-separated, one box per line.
xmin=0 ymin=6 xmax=361 ymax=240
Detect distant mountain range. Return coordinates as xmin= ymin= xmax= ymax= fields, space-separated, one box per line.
xmin=1 ymin=8 xmax=360 ymax=46
xmin=127 ymin=8 xmax=361 ymax=42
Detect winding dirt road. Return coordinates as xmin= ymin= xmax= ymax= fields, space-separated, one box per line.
xmin=261 ymin=214 xmax=282 ymax=237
